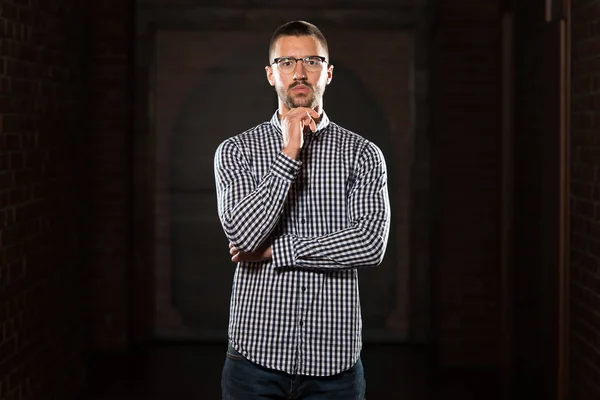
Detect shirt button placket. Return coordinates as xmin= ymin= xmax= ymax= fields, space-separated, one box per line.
xmin=297 ymin=276 xmax=308 ymax=374
xmin=299 ymin=144 xmax=309 ymax=235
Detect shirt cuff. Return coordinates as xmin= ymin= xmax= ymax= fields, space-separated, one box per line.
xmin=271 ymin=152 xmax=301 ymax=182
xmin=272 ymin=234 xmax=296 ymax=268
xmin=294 ymin=236 xmax=318 ymax=259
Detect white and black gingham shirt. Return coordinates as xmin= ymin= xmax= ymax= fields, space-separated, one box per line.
xmin=214 ymin=110 xmax=391 ymax=377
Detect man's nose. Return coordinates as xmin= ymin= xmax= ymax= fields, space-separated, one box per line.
xmin=293 ymin=61 xmax=307 ymax=80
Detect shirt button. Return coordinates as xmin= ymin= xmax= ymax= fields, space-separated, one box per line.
xmin=302 ymin=286 xmax=306 ymax=292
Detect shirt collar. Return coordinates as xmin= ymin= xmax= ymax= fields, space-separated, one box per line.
xmin=270 ymin=109 xmax=330 ymax=136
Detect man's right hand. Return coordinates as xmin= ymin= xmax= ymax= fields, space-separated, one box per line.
xmin=280 ymin=107 xmax=320 ymax=159
xmin=229 ymin=242 xmax=272 ymax=263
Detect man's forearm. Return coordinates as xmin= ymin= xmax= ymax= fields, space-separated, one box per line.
xmin=215 ymin=141 xmax=301 ymax=253
xmin=271 ymin=213 xmax=390 ymax=270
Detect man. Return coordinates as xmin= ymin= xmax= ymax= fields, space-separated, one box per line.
xmin=214 ymin=20 xmax=391 ymax=400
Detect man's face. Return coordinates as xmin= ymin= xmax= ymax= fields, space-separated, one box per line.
xmin=266 ymin=35 xmax=333 ymax=112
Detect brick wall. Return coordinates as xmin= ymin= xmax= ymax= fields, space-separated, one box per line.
xmin=570 ymin=0 xmax=600 ymax=399
xmin=431 ymin=0 xmax=503 ymax=367
xmin=0 ymin=0 xmax=134 ymax=397
xmin=0 ymin=1 xmax=89 ymax=399
xmin=88 ymin=0 xmax=133 ymax=350
xmin=512 ymin=0 xmax=564 ymax=396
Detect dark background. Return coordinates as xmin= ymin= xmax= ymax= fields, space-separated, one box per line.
xmin=0 ymin=0 xmax=596 ymax=399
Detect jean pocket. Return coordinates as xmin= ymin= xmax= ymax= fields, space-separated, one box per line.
xmin=226 ymin=344 xmax=246 ymax=361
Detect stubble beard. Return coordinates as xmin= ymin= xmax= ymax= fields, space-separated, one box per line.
xmin=277 ymin=83 xmax=325 ymax=110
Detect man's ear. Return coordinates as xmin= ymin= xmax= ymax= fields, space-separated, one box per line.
xmin=326 ymin=64 xmax=334 ymax=85
xmin=265 ymin=66 xmax=275 ymax=86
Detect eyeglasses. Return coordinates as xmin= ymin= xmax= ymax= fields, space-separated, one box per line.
xmin=271 ymin=56 xmax=327 ymax=74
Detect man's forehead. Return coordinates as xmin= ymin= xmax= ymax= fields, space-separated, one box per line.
xmin=271 ymin=35 xmax=326 ymax=57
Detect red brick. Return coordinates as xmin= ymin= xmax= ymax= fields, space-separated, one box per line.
xmin=571 ymin=0 xmax=600 ymax=397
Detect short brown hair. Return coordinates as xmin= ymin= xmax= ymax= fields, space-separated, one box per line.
xmin=268 ymin=20 xmax=329 ymax=63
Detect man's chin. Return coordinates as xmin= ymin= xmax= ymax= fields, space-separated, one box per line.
xmin=287 ymin=95 xmax=314 ymax=109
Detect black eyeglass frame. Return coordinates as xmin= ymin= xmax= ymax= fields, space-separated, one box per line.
xmin=270 ymin=55 xmax=328 ymax=69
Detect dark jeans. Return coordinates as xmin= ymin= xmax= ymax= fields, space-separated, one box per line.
xmin=221 ymin=344 xmax=366 ymax=399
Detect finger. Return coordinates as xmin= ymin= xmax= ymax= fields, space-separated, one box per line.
xmin=231 ymin=253 xmax=239 ymax=262
xmin=308 ymin=108 xmax=320 ymax=119
xmin=283 ymin=108 xmax=301 ymax=119
xmin=230 ymin=247 xmax=238 ymax=256
xmin=229 ymin=243 xmax=233 ymax=248
xmin=299 ymin=113 xmax=316 ymax=130
xmin=300 ymin=111 xmax=316 ymax=131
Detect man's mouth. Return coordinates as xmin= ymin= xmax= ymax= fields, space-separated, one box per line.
xmin=291 ymin=85 xmax=310 ymax=92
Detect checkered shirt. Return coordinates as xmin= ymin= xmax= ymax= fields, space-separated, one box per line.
xmin=214 ymin=110 xmax=391 ymax=377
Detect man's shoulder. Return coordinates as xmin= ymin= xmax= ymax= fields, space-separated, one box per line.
xmin=327 ymin=121 xmax=380 ymax=149
xmin=218 ymin=121 xmax=274 ymax=148
xmin=234 ymin=121 xmax=274 ymax=140
xmin=326 ymin=121 xmax=386 ymax=166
